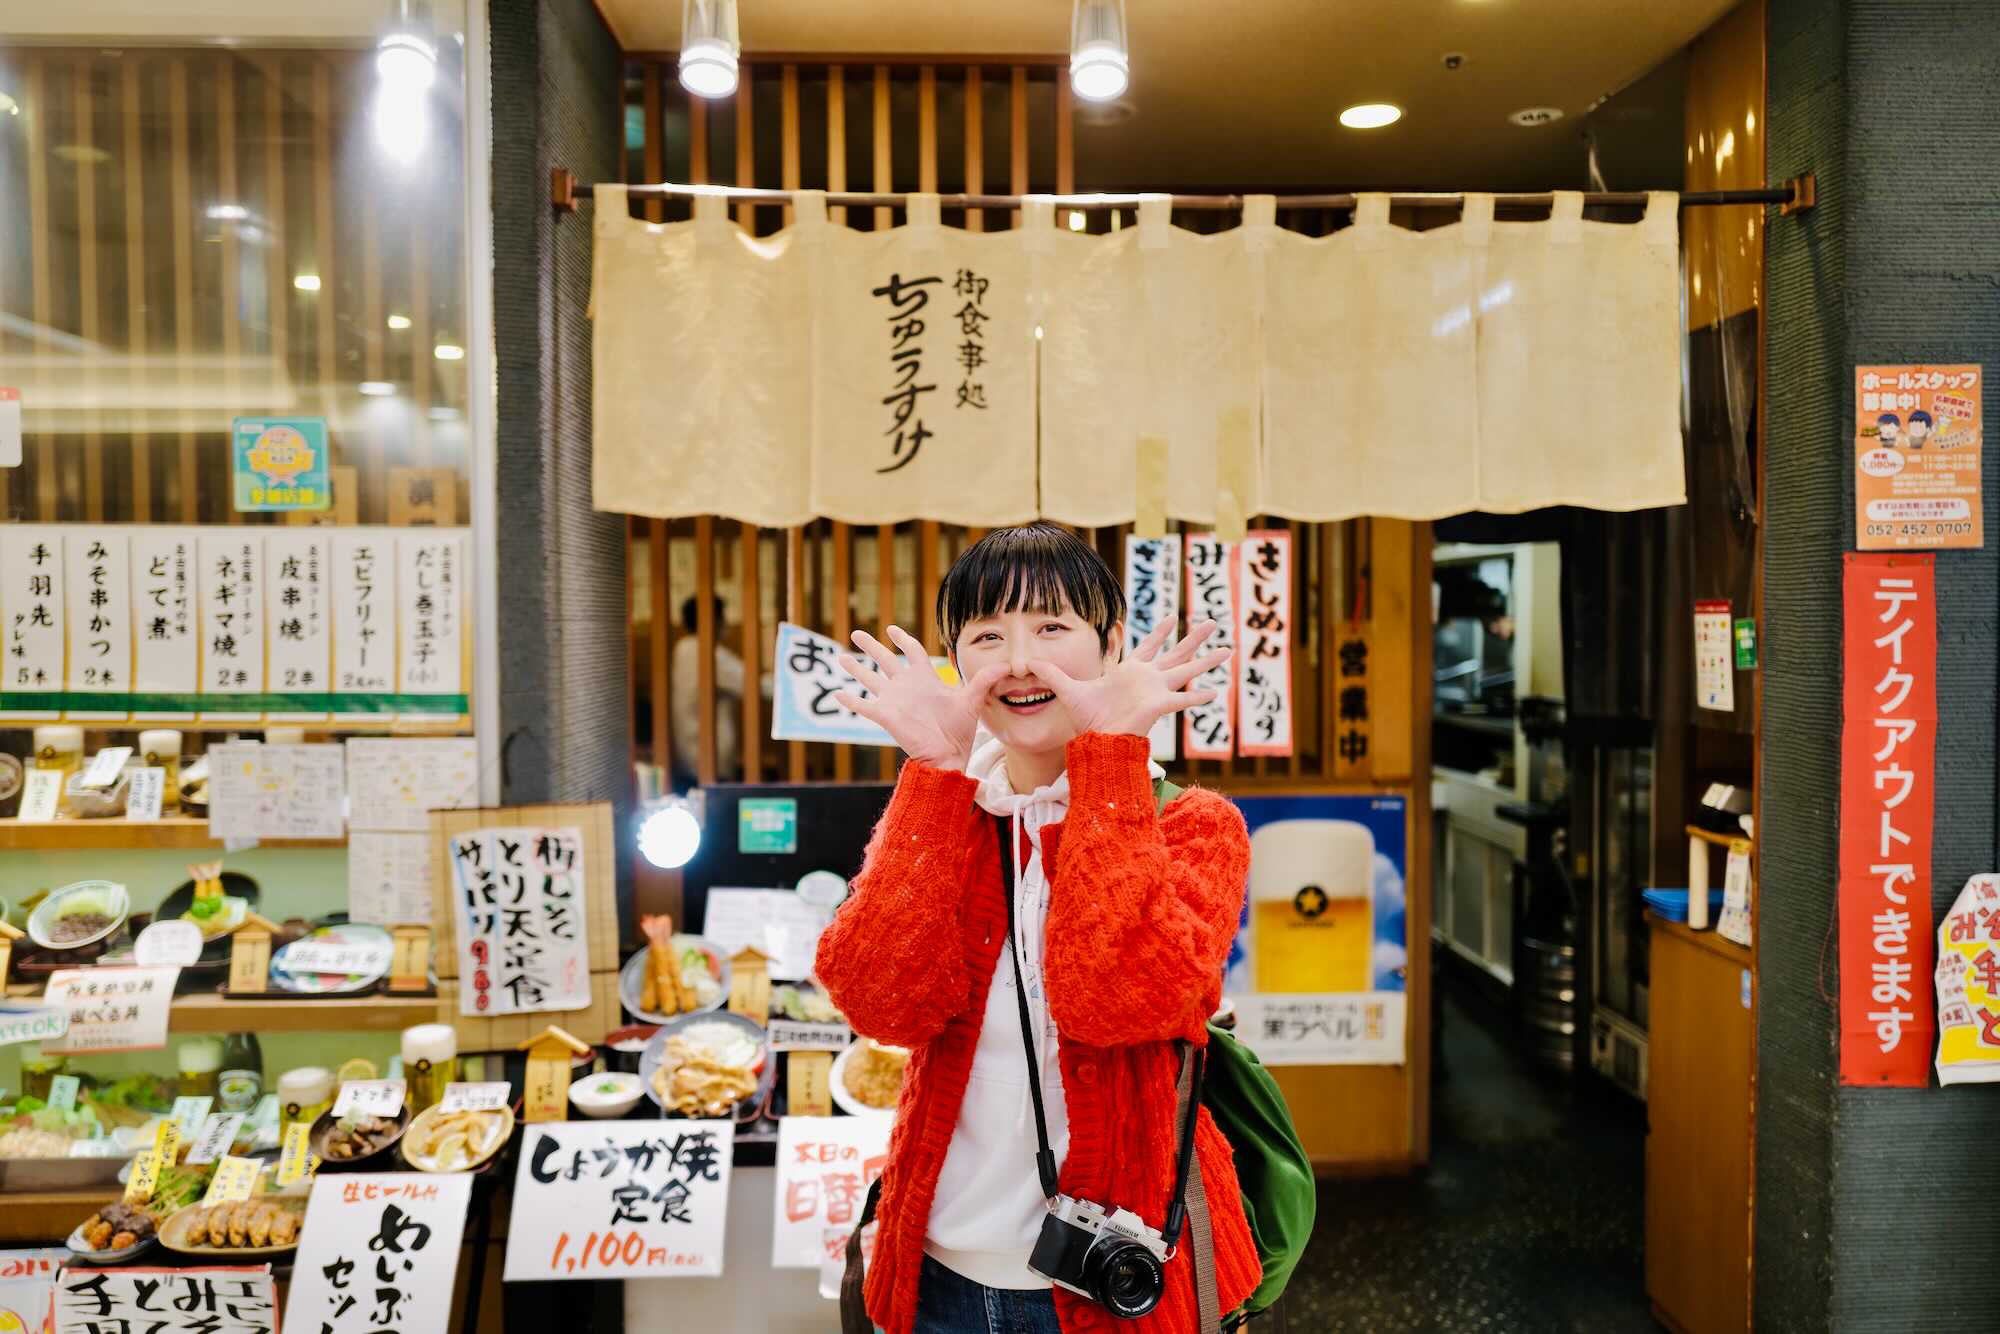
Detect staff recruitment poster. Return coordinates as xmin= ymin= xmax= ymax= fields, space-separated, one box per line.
xmin=1855 ymin=364 xmax=1982 ymax=550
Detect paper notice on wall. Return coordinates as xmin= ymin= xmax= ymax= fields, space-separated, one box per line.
xmin=506 ymin=1121 xmax=734 ymax=1280
xmin=332 ymin=532 xmax=395 ymax=720
xmin=63 ymin=528 xmax=133 ymax=720
xmin=1694 ymin=600 xmax=1735 ymax=713
xmin=129 ymin=529 xmax=200 ymax=719
xmin=772 ymin=1116 xmax=890 ymax=1268
xmin=265 ymin=530 xmax=333 ymax=720
xmin=452 ymin=827 xmax=592 ymax=1016
xmin=397 ymin=531 xmax=465 ymax=702
xmin=1 ymin=524 xmax=65 ymax=715
xmin=1124 ymin=534 xmax=1181 ymax=762
xmin=345 ymin=737 xmax=480 ymax=832
xmin=207 ymin=743 xmax=347 ymax=842
xmin=198 ymin=531 xmax=265 ymax=720
xmin=1182 ymin=536 xmax=1237 ymax=760
xmin=1234 ymin=530 xmax=1294 ymax=757
xmin=349 ymin=831 xmax=436 ymax=926
xmin=1856 ymin=363 xmax=1983 ymax=550
xmin=1934 ymin=874 xmax=2000 ymax=1085
xmin=702 ymin=888 xmax=828 ymax=981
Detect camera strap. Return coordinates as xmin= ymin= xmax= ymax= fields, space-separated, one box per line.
xmin=993 ymin=813 xmax=1206 ymax=1238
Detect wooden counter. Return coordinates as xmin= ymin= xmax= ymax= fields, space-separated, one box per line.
xmin=1644 ymin=912 xmax=1754 ymax=1334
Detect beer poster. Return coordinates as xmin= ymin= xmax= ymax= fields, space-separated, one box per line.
xmin=1855 ymin=364 xmax=1982 ymax=550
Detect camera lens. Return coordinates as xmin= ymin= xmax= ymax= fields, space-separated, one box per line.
xmin=1085 ymin=1237 xmax=1164 ymax=1319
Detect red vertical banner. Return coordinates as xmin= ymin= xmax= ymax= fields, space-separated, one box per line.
xmin=1839 ymin=552 xmax=1938 ymax=1085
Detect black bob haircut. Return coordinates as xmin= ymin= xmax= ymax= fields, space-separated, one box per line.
xmin=936 ymin=522 xmax=1126 ymax=655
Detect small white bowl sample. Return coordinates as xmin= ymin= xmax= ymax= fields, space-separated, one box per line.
xmin=28 ymin=879 xmax=131 ymax=951
xmin=569 ymin=1071 xmax=646 ymax=1119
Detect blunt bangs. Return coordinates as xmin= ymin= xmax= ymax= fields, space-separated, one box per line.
xmin=936 ymin=523 xmax=1125 ymax=653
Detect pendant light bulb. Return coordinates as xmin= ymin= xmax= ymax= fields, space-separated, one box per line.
xmin=680 ymin=0 xmax=741 ymax=99
xmin=1070 ymin=0 xmax=1130 ymax=103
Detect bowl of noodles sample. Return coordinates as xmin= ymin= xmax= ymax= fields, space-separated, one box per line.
xmin=830 ymin=1040 xmax=908 ymax=1117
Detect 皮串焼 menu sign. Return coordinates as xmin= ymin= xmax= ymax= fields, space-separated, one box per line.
xmin=1856 ymin=364 xmax=1983 ymax=550
xmin=505 ymin=1120 xmax=734 ymax=1280
xmin=451 ymin=826 xmax=592 ymax=1016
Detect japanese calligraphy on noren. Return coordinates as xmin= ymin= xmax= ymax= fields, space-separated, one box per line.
xmin=2 ymin=524 xmax=67 ymax=712
xmin=1233 ymin=530 xmax=1294 ymax=757
xmin=506 ymin=1120 xmax=736 ymax=1280
xmin=772 ymin=1115 xmax=890 ymax=1269
xmin=452 ymin=826 xmax=593 ymax=1017
xmin=64 ymin=530 xmax=133 ymax=719
xmin=130 ymin=530 xmax=200 ymax=720
xmin=265 ymin=531 xmax=332 ymax=721
xmin=873 ymin=271 xmax=943 ymax=475
xmin=55 ymin=1266 xmax=279 ymax=1334
xmin=1182 ymin=536 xmax=1238 ymax=760
xmin=1123 ymin=535 xmax=1182 ymax=762
xmin=286 ymin=1173 xmax=473 ymax=1334
xmin=1838 ymin=553 xmax=1937 ymax=1087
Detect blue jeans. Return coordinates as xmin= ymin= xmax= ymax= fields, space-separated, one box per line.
xmin=912 ymin=1255 xmax=1063 ymax=1334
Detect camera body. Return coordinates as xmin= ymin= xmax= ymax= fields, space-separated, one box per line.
xmin=1029 ymin=1194 xmax=1172 ymax=1319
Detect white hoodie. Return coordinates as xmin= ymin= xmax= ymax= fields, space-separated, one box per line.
xmin=923 ymin=736 xmax=1164 ymax=1289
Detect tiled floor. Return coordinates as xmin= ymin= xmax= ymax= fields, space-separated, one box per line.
xmin=1277 ymin=991 xmax=1656 ymax=1334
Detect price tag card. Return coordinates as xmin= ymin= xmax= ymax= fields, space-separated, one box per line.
xmin=787 ymin=1051 xmax=833 ymax=1118
xmin=46 ymin=1074 xmax=79 ymax=1112
xmin=283 ymin=939 xmax=395 ymax=977
xmin=153 ymin=1116 xmax=184 ymax=1166
xmin=201 ymin=1154 xmax=263 ymax=1205
xmin=440 ymin=1082 xmax=512 ymax=1113
xmin=186 ymin=1112 xmax=247 ymax=1166
xmin=505 ymin=1121 xmax=735 ymax=1281
xmin=42 ymin=966 xmax=178 ymax=1054
xmin=768 ymin=1020 xmax=854 ymax=1052
xmin=126 ymin=767 xmax=167 ymax=821
xmin=389 ymin=925 xmax=432 ymax=992
xmin=287 ymin=1173 xmax=474 ymax=1334
xmin=123 ymin=1144 xmax=163 ymax=1204
xmin=78 ymin=746 xmax=134 ymax=789
xmin=523 ymin=1049 xmax=569 ymax=1125
xmin=135 ymin=919 xmax=205 ymax=967
xmin=229 ymin=930 xmax=273 ymax=993
xmin=277 ymin=1120 xmax=318 ymax=1188
xmin=331 ymin=1078 xmax=406 ymax=1119
xmin=18 ymin=769 xmax=61 ymax=822
xmin=171 ymin=1095 xmax=214 ymax=1137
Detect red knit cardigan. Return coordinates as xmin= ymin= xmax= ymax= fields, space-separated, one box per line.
xmin=816 ymin=731 xmax=1263 ymax=1334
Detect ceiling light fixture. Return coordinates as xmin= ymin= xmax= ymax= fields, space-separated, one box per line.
xmin=359 ymin=381 xmax=397 ymax=397
xmin=1070 ymin=0 xmax=1131 ymax=102
xmin=386 ymin=314 xmax=412 ymax=330
xmin=1339 ymin=103 xmax=1403 ymax=130
xmin=207 ymin=203 xmax=249 ymax=222
xmin=679 ymin=0 xmax=741 ymax=99
xmin=293 ymin=274 xmax=321 ymax=292
xmin=1508 ymin=106 xmax=1564 ymax=128
xmin=375 ymin=5 xmax=437 ymax=167
xmin=433 ymin=343 xmax=465 ymax=361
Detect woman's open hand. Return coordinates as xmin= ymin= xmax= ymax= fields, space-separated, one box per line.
xmin=834 ymin=626 xmax=1006 ymax=772
xmin=1029 ymin=620 xmax=1232 ymax=740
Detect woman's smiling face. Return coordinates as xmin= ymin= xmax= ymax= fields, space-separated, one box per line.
xmin=953 ymin=597 xmax=1121 ymax=756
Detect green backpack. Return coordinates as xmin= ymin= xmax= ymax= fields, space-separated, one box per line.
xmin=1155 ymin=778 xmax=1316 ymax=1325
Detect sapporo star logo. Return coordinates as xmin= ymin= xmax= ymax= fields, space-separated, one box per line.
xmin=1293 ymin=884 xmax=1330 ymax=920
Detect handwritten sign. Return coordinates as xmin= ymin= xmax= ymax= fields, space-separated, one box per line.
xmin=1124 ymin=534 xmax=1182 ymax=761
xmin=42 ymin=966 xmax=178 ymax=1054
xmin=767 ymin=1020 xmax=855 ymax=1053
xmin=276 ymin=1122 xmax=317 ymax=1188
xmin=201 ymin=1155 xmax=263 ymax=1206
xmin=286 ymin=1174 xmax=473 ymax=1334
xmin=228 ymin=929 xmax=272 ymax=994
xmin=1234 ymin=530 xmax=1294 ymax=757
xmin=264 ymin=530 xmax=333 ymax=718
xmin=79 ymin=746 xmax=133 ymax=789
xmin=770 ymin=621 xmax=958 ymax=746
xmin=396 ymin=531 xmax=467 ymax=701
xmin=198 ymin=531 xmax=265 ymax=717
xmin=1182 ymin=537 xmax=1238 ymax=760
xmin=186 ymin=1113 xmax=248 ymax=1167
xmin=126 ymin=767 xmax=167 ymax=821
xmin=344 ymin=738 xmax=480 ymax=832
xmin=505 ymin=1121 xmax=734 ymax=1281
xmin=1 ymin=525 xmax=66 ymax=707
xmin=284 ymin=938 xmax=395 ymax=979
xmin=64 ymin=532 xmax=133 ymax=716
xmin=439 ymin=1082 xmax=512 ymax=1113
xmin=348 ymin=831 xmax=436 ymax=928
xmin=206 ymin=742 xmax=346 ymax=841
xmin=331 ymin=1079 xmax=406 ymax=1120
xmin=18 ymin=768 xmax=62 ymax=822
xmin=124 ymin=1142 xmax=165 ymax=1205
xmin=772 ymin=1115 xmax=890 ymax=1268
xmin=135 ymin=919 xmax=204 ymax=967
xmin=129 ymin=530 xmax=201 ymax=718
xmin=450 ymin=826 xmax=592 ymax=1017
xmin=171 ymin=1096 xmax=214 ymax=1139
xmin=1234 ymin=992 xmax=1407 ymax=1066
xmin=55 ymin=1267 xmax=280 ymax=1334
xmin=787 ymin=1051 xmax=833 ymax=1118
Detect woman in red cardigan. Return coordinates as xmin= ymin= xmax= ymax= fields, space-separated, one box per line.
xmin=817 ymin=524 xmax=1264 ymax=1334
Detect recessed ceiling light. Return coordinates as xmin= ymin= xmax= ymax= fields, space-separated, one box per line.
xmin=433 ymin=343 xmax=465 ymax=361
xmin=1338 ymin=103 xmax=1402 ymax=130
xmin=1509 ymin=106 xmax=1565 ymax=128
xmin=359 ymin=381 xmax=396 ymax=397
xmin=1067 ymin=210 xmax=1088 ymax=232
xmin=386 ymin=314 xmax=412 ymax=330
xmin=293 ymin=274 xmax=321 ymax=292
